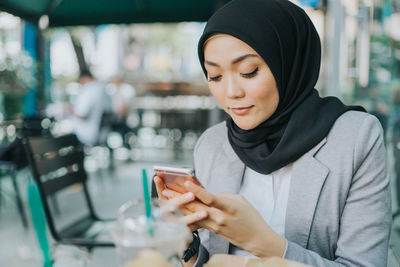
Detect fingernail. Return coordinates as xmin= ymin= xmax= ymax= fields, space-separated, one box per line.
xmin=184 ymin=181 xmax=191 ymax=188
xmin=184 ymin=192 xmax=194 ymax=200
xmin=162 ymin=191 xmax=170 ymax=197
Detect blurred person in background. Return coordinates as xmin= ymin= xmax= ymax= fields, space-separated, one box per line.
xmin=154 ymin=0 xmax=391 ymax=266
xmin=107 ymin=75 xmax=136 ymax=145
xmin=69 ymin=69 xmax=111 ymax=145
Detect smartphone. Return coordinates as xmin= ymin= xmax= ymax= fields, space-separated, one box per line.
xmin=153 ymin=165 xmax=202 ymax=194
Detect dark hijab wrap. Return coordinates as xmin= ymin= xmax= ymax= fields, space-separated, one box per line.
xmin=198 ymin=0 xmax=365 ymax=174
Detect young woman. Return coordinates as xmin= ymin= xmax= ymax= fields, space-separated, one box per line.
xmin=155 ymin=0 xmax=391 ymax=266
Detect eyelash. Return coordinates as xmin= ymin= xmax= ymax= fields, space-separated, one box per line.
xmin=208 ymin=67 xmax=259 ymax=82
xmin=208 ymin=75 xmax=222 ymax=82
xmin=242 ymin=67 xmax=258 ymax=78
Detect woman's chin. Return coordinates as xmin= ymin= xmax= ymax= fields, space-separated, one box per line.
xmin=232 ymin=119 xmax=258 ymax=130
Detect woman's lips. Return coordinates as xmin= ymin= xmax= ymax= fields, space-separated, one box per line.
xmin=230 ymin=105 xmax=254 ymax=116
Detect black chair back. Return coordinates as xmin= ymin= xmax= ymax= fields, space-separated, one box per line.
xmin=24 ymin=134 xmax=114 ymax=248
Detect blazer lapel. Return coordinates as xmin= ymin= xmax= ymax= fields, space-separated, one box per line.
xmin=285 ymin=138 xmax=329 ymax=248
xmin=209 ymin=139 xmax=245 ymax=255
xmin=207 ymin=139 xmax=245 ymax=195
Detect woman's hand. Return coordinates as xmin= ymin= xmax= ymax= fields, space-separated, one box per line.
xmin=184 ymin=181 xmax=287 ymax=258
xmin=153 ymin=176 xmax=208 ymax=231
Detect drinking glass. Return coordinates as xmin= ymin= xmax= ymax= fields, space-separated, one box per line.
xmin=111 ymin=198 xmax=191 ymax=267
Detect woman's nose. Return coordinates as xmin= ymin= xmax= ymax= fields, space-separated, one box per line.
xmin=226 ymin=75 xmax=245 ymax=99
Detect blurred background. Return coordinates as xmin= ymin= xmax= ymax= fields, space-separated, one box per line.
xmin=0 ymin=0 xmax=399 ymax=266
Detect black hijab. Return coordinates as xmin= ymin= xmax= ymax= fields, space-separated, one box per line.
xmin=198 ymin=0 xmax=365 ymax=174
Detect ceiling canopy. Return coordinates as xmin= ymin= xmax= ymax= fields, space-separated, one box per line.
xmin=0 ymin=0 xmax=231 ymax=27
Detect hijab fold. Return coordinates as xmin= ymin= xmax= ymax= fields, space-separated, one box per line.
xmin=198 ymin=0 xmax=365 ymax=174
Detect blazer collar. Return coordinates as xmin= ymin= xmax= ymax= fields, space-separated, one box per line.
xmin=208 ymin=139 xmax=245 ymax=255
xmin=208 ymin=137 xmax=329 ymax=254
xmin=207 ymin=139 xmax=245 ymax=195
xmin=285 ymin=137 xmax=329 ymax=248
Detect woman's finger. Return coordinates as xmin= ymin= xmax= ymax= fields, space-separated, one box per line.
xmin=183 ymin=211 xmax=208 ymax=225
xmin=184 ymin=200 xmax=209 ymax=213
xmin=161 ymin=188 xmax=181 ymax=199
xmin=184 ymin=181 xmax=229 ymax=211
xmin=184 ymin=181 xmax=214 ymax=204
xmin=161 ymin=189 xmax=209 ymax=209
xmin=191 ymin=207 xmax=224 ymax=234
xmin=168 ymin=192 xmax=195 ymax=208
xmin=161 ymin=188 xmax=210 ymax=215
xmin=179 ymin=206 xmax=195 ymax=216
xmin=153 ymin=176 xmax=167 ymax=199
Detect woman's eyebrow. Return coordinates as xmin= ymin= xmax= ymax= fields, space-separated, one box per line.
xmin=204 ymin=54 xmax=258 ymax=67
xmin=232 ymin=54 xmax=258 ymax=64
xmin=204 ymin=60 xmax=219 ymax=67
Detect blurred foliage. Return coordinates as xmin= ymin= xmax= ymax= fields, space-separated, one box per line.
xmin=354 ymin=1 xmax=400 ymax=103
xmin=0 ymin=52 xmax=36 ymax=96
xmin=0 ymin=52 xmax=37 ymax=118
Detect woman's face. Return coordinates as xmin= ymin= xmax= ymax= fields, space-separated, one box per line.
xmin=203 ymin=34 xmax=279 ymax=130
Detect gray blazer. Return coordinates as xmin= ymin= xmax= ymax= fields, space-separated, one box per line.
xmin=193 ymin=111 xmax=391 ymax=267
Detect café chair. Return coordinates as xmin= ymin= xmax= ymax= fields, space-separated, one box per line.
xmin=0 ymin=116 xmax=50 ymax=230
xmin=23 ymin=133 xmax=115 ymax=249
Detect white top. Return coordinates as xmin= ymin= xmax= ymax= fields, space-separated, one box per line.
xmin=229 ymin=164 xmax=293 ymax=257
xmin=71 ymin=80 xmax=111 ymax=145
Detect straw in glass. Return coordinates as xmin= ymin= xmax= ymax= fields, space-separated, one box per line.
xmin=142 ymin=168 xmax=154 ymax=236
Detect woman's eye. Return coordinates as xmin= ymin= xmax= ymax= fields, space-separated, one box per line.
xmin=208 ymin=75 xmax=222 ymax=82
xmin=241 ymin=67 xmax=258 ymax=78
